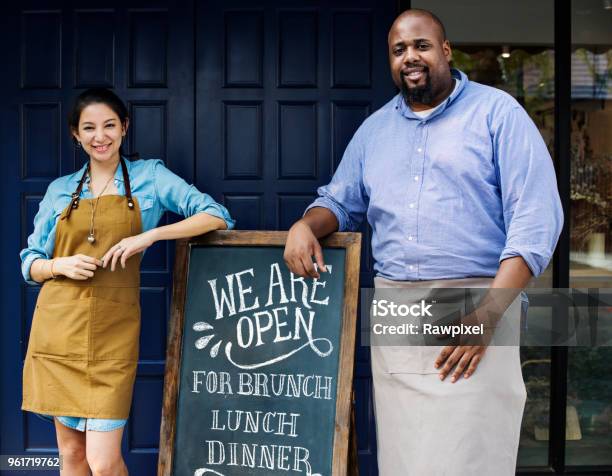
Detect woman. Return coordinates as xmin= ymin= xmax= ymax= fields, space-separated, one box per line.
xmin=19 ymin=88 xmax=235 ymax=476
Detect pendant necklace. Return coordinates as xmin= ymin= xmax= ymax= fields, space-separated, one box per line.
xmin=87 ymin=163 xmax=118 ymax=244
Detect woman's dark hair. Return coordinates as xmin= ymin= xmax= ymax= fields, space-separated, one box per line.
xmin=68 ymin=88 xmax=139 ymax=160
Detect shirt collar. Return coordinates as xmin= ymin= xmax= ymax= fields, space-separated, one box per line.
xmin=395 ymin=68 xmax=467 ymax=121
xmin=70 ymin=156 xmax=131 ymax=183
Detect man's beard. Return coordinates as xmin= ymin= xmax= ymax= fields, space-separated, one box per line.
xmin=400 ymin=72 xmax=435 ymax=106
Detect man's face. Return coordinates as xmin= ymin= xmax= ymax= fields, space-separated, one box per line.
xmin=388 ymin=14 xmax=452 ymax=106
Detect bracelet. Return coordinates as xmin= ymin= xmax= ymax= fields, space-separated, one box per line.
xmin=49 ymin=259 xmax=56 ymax=279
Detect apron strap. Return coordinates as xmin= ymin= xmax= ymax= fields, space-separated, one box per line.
xmin=63 ymin=157 xmax=135 ymax=219
xmin=63 ymin=164 xmax=89 ymax=220
xmin=119 ymin=157 xmax=135 ymax=210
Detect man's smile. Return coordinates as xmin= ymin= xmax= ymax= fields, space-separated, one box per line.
xmin=402 ymin=66 xmax=428 ymax=83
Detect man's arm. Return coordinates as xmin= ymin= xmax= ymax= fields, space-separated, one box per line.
xmin=492 ymin=256 xmax=533 ymax=289
xmin=301 ymin=207 xmax=339 ymax=239
xmin=284 ymin=208 xmax=339 ymax=279
xmin=495 ymin=105 xmax=564 ymax=277
xmin=284 ymin=130 xmax=367 ymax=279
xmin=436 ymin=103 xmax=563 ymax=383
xmin=482 ymin=255 xmax=533 ymax=316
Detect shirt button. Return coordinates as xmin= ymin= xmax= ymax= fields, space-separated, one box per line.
xmin=409 ymin=265 xmax=415 ymax=270
xmin=417 ymin=148 xmax=422 ymax=153
xmin=408 ymin=236 xmax=414 ymax=241
xmin=414 ymin=176 xmax=419 ymax=181
xmin=409 ymin=203 xmax=415 ymax=208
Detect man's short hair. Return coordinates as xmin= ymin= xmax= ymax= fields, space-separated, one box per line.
xmin=400 ymin=8 xmax=447 ymax=42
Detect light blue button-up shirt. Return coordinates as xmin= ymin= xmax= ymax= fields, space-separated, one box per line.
xmin=20 ymin=157 xmax=235 ymax=285
xmin=307 ymin=69 xmax=563 ymax=281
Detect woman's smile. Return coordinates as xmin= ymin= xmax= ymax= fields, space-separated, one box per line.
xmin=92 ymin=144 xmax=111 ymax=153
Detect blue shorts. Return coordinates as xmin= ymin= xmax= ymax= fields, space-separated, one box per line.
xmin=35 ymin=413 xmax=127 ymax=432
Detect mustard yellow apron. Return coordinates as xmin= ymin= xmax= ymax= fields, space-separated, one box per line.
xmin=22 ymin=158 xmax=142 ymax=419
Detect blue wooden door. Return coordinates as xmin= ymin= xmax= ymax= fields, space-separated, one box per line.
xmin=1 ymin=1 xmax=397 ymax=474
xmin=196 ymin=1 xmax=396 ymax=474
xmin=0 ymin=1 xmax=195 ymax=474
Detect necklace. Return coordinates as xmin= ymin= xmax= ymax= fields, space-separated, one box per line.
xmin=87 ymin=163 xmax=118 ymax=244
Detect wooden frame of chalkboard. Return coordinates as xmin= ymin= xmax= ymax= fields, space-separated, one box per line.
xmin=158 ymin=230 xmax=361 ymax=476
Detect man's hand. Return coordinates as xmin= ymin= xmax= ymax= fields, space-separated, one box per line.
xmin=433 ymin=257 xmax=533 ymax=383
xmin=54 ymin=254 xmax=103 ymax=280
xmin=435 ymin=345 xmax=487 ymax=382
xmin=101 ymin=230 xmax=156 ymax=271
xmin=284 ymin=220 xmax=327 ymax=279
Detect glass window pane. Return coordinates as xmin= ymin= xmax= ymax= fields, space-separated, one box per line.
xmin=568 ymin=0 xmax=612 ymax=467
xmin=566 ymin=348 xmax=612 ymax=465
xmin=570 ymin=1 xmax=612 ymax=289
xmin=519 ymin=347 xmax=552 ymax=465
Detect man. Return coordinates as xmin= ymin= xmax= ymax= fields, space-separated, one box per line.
xmin=283 ymin=8 xmax=563 ymax=476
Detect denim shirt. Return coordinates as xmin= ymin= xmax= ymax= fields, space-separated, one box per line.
xmin=306 ymin=69 xmax=563 ymax=281
xmin=20 ymin=157 xmax=235 ymax=285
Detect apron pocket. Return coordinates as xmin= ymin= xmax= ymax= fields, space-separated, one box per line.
xmin=32 ymin=298 xmax=91 ymax=358
xmin=91 ymin=297 xmax=140 ymax=361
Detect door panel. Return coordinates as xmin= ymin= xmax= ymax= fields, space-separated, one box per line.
xmin=0 ymin=2 xmax=193 ymax=473
xmin=195 ymin=1 xmax=396 ymax=473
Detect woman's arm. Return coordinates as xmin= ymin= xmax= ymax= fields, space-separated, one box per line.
xmin=29 ymin=258 xmax=55 ymax=283
xmin=102 ymin=160 xmax=235 ymax=270
xmin=30 ymin=255 xmax=103 ymax=282
xmin=20 ymin=187 xmax=56 ymax=285
xmin=149 ymin=210 xmax=227 ymax=241
xmin=152 ymin=159 xmax=236 ymax=228
xmin=21 ymin=179 xmax=106 ymax=284
xmin=33 ymin=212 xmax=224 ymax=279
xmin=101 ymin=212 xmax=227 ymax=270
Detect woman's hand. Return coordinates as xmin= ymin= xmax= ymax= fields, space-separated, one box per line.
xmin=54 ymin=254 xmax=103 ymax=280
xmin=101 ymin=231 xmax=156 ymax=271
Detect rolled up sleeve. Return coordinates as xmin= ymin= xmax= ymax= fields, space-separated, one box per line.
xmin=152 ymin=160 xmax=235 ymax=229
xmin=304 ymin=133 xmax=368 ymax=232
xmin=19 ymin=190 xmax=55 ymax=285
xmin=494 ymin=105 xmax=564 ymax=276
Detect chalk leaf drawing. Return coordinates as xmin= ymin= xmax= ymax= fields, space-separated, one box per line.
xmin=193 ymin=321 xmax=223 ymax=358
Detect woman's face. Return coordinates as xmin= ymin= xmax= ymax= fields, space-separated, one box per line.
xmin=72 ymin=103 xmax=128 ymax=164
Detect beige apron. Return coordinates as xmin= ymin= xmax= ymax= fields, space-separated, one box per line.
xmin=371 ymin=277 xmax=526 ymax=476
xmin=22 ymin=158 xmax=142 ymax=419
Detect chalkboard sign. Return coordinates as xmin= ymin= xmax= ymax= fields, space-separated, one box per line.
xmin=158 ymin=231 xmax=361 ymax=476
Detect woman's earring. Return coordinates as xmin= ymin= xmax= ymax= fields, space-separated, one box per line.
xmin=75 ymin=141 xmax=82 ymax=149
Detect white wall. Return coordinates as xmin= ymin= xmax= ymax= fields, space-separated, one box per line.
xmin=411 ymin=0 xmax=611 ymax=46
